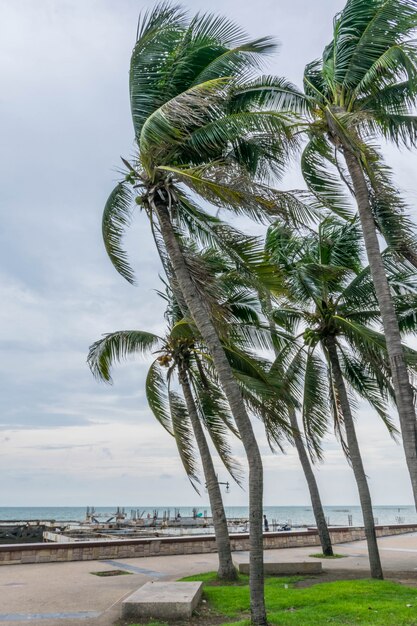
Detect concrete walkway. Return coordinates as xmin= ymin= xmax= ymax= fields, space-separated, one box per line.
xmin=1 ymin=532 xmax=417 ymax=626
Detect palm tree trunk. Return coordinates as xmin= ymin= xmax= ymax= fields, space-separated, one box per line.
xmin=341 ymin=145 xmax=417 ymax=509
xmin=154 ymin=201 xmax=267 ymax=626
xmin=325 ymin=335 xmax=383 ymax=579
xmin=289 ymin=408 xmax=333 ymax=556
xmin=263 ymin=294 xmax=333 ymax=556
xmin=178 ymin=366 xmax=238 ymax=581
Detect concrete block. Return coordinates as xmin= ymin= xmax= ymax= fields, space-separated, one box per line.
xmin=235 ymin=561 xmax=322 ymax=575
xmin=122 ymin=581 xmax=203 ymax=620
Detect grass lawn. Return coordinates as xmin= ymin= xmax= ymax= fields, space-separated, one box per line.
xmin=127 ymin=571 xmax=417 ymax=626
xmin=309 ymin=552 xmax=346 ymax=559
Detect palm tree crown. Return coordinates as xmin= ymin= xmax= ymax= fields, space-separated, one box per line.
xmin=102 ymin=3 xmax=310 ymax=288
xmin=266 ymin=216 xmax=417 ymax=455
xmin=303 ymin=0 xmax=417 ymax=258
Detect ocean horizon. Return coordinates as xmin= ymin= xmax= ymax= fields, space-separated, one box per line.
xmin=0 ymin=505 xmax=415 ymax=527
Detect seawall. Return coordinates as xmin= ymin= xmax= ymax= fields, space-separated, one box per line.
xmin=0 ymin=523 xmax=416 ymax=565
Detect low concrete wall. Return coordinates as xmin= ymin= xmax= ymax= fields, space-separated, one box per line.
xmin=0 ymin=524 xmax=416 ymax=566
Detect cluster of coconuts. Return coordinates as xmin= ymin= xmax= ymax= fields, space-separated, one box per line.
xmin=157 ymin=354 xmax=172 ymax=367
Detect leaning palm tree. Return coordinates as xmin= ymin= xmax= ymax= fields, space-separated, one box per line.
xmin=101 ymin=7 xmax=308 ymax=622
xmin=88 ymin=310 xmax=241 ymax=580
xmin=266 ymin=216 xmax=417 ymax=579
xmin=247 ymin=0 xmax=417 ymax=507
xmin=288 ymin=407 xmax=333 ymax=556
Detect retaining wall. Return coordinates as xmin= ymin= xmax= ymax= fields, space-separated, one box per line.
xmin=0 ymin=524 xmax=416 ymax=566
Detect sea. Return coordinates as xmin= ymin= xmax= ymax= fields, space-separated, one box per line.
xmin=0 ymin=505 xmax=415 ymax=527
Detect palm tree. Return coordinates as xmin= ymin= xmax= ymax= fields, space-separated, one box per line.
xmin=266 ymin=216 xmax=417 ymax=579
xmin=261 ymin=294 xmax=334 ymax=556
xmin=88 ymin=311 xmax=241 ymax=580
xmin=87 ymin=259 xmax=290 ymax=580
xmin=247 ymin=0 xmax=417 ymax=507
xmin=101 ymin=7 xmax=307 ymax=622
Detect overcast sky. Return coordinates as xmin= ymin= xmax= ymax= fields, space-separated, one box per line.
xmin=2 ymin=0 xmax=417 ymax=508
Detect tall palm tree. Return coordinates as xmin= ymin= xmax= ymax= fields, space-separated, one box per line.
xmin=101 ymin=7 xmax=307 ymax=622
xmin=266 ymin=216 xmax=417 ymax=579
xmin=88 ymin=313 xmax=241 ymax=580
xmin=246 ymin=0 xmax=417 ymax=507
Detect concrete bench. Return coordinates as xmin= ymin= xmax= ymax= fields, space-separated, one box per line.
xmin=236 ymin=561 xmax=322 ymax=575
xmin=121 ymin=581 xmax=203 ymax=620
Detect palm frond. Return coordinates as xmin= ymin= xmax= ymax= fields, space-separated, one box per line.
xmin=352 ymin=41 xmax=417 ymax=104
xmin=169 ymin=390 xmax=200 ymax=491
xmin=331 ymin=0 xmax=417 ymax=91
xmin=146 ymin=360 xmax=173 ymax=434
xmin=272 ymin=307 xmax=304 ymax=334
xmin=301 ymin=349 xmax=329 ymax=461
xmin=102 ymin=183 xmax=136 ymax=284
xmin=303 ymin=58 xmax=329 ymax=103
xmin=301 ymin=136 xmax=354 ymax=219
xmin=234 ymin=372 xmax=291 ymax=451
xmin=395 ymin=294 xmax=417 ymax=335
xmin=338 ymin=263 xmax=376 ymax=310
xmin=362 ymin=152 xmax=417 ymax=267
xmin=169 ymin=319 xmax=196 ymax=341
xmin=231 ymin=74 xmax=311 ymax=115
xmin=334 ymin=316 xmax=388 ymax=358
xmin=130 ymin=3 xmax=187 ymax=139
xmin=366 ymin=112 xmax=417 ymax=148
xmin=265 ymin=220 xmax=306 ymax=268
xmin=185 ymin=10 xmax=253 ymax=48
xmin=88 ymin=330 xmax=161 ymax=382
xmin=191 ymin=373 xmax=242 ymax=484
xmin=192 ymin=40 xmax=277 ymax=86
xmin=175 ymin=110 xmax=296 ymax=176
xmin=224 ymin=345 xmax=271 ymax=383
xmin=160 ymin=163 xmax=317 ymax=226
xmin=361 ymin=80 xmax=416 ymax=113
xmin=139 ymin=77 xmax=229 ymax=168
xmin=319 ymin=215 xmax=363 ymax=272
xmin=338 ymin=344 xmax=398 ymax=438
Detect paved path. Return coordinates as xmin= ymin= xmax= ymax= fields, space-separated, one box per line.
xmin=1 ymin=532 xmax=417 ymax=626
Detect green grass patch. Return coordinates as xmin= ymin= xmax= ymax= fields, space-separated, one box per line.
xmin=309 ymin=552 xmax=346 ymax=559
xmin=128 ymin=573 xmax=417 ymax=625
xmin=181 ymin=570 xmax=250 ymax=585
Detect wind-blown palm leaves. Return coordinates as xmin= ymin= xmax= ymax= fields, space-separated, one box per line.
xmin=266 ymin=218 xmax=412 ymax=449
xmin=266 ymin=216 xmax=417 ymax=579
xmin=257 ymin=0 xmax=417 ymax=509
xmin=88 ymin=250 xmax=293 ymax=478
xmin=88 ymin=320 xmax=241 ymax=491
xmin=103 ymin=5 xmax=312 ymax=288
